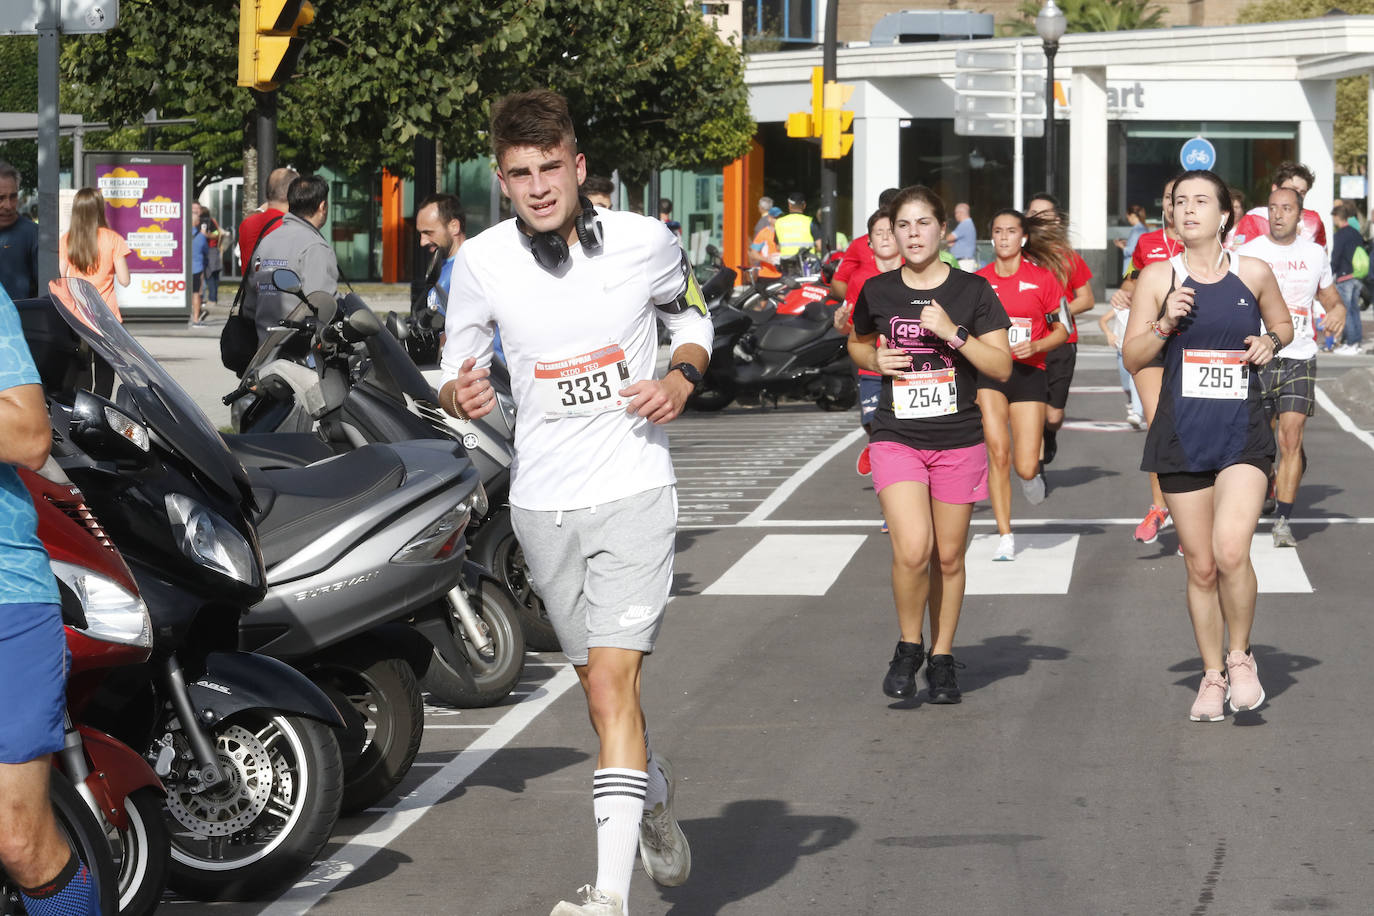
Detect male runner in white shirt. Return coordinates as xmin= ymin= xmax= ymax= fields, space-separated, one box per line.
xmin=439 ymin=89 xmax=711 ymax=916
xmin=1238 ymin=186 xmax=1345 ymax=547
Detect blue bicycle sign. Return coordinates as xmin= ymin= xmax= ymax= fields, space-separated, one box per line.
xmin=1180 ymin=137 xmax=1216 ymax=171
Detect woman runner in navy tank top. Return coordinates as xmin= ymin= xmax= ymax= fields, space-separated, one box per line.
xmin=1123 ymin=170 xmax=1293 ymax=723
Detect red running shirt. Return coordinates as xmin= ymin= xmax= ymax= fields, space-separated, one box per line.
xmin=1230 ymin=206 xmax=1326 ymax=250
xmin=1130 ymin=229 xmax=1183 ymax=272
xmin=976 ymin=258 xmax=1062 ymax=369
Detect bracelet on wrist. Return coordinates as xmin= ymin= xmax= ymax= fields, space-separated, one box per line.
xmin=1266 ymin=330 xmax=1283 ymax=352
xmin=449 ymin=385 xmax=470 ymax=422
xmin=1147 ymin=319 xmax=1175 ymax=341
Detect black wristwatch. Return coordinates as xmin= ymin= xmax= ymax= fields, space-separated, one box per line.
xmin=1266 ymin=330 xmax=1283 ymax=352
xmin=668 ymin=362 xmax=703 ymax=390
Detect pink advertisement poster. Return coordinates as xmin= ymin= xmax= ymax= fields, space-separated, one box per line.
xmin=85 ymin=153 xmax=193 ymax=316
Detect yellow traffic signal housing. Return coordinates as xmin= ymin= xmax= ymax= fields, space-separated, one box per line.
xmin=821 ymin=81 xmax=855 ymax=159
xmin=238 ymin=0 xmax=316 ymax=91
xmin=810 ymin=66 xmax=824 ymax=137
xmin=786 ymin=112 xmax=813 ymax=138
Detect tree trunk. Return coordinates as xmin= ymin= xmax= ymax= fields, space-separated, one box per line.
xmin=242 ymin=117 xmax=259 ymax=214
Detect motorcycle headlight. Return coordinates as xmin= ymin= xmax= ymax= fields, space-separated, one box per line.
xmin=165 ymin=494 xmax=260 ymax=586
xmin=50 ymin=560 xmax=152 ymax=649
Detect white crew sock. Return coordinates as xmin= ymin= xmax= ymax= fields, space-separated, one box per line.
xmin=643 ymin=732 xmax=668 ymax=811
xmin=593 ymin=767 xmax=646 ymax=913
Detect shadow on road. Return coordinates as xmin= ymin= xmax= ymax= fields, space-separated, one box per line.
xmin=953 ymin=632 xmax=1070 ymax=694
xmin=1044 ymin=463 xmax=1121 ymax=489
xmin=658 ymin=799 xmax=856 ymax=915
xmin=1168 ymin=643 xmax=1319 ymax=706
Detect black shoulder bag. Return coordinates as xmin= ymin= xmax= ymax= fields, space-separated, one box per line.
xmin=220 ymin=212 xmax=283 ymax=376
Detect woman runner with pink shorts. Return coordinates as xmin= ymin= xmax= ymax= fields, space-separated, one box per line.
xmin=849 ymin=186 xmax=1012 ymax=704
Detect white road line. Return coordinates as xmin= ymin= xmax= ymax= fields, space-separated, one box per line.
xmin=703 ymin=533 xmax=868 ymax=595
xmin=739 ymin=427 xmax=867 ymax=525
xmin=1251 ymin=533 xmax=1313 ymax=593
xmin=1062 ymin=420 xmax=1137 ymax=431
xmin=420 ymin=725 xmax=491 ymax=730
xmin=1314 ymin=386 xmax=1374 ymax=454
xmin=260 ymin=666 xmax=582 ymax=915
xmin=1068 ymin=385 xmax=1128 ymax=393
xmin=964 ymin=533 xmax=1079 ymax=595
xmin=727 ymin=516 xmax=1374 ymax=528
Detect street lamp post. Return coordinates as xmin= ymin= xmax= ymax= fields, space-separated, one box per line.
xmin=1036 ymin=0 xmax=1067 ymax=197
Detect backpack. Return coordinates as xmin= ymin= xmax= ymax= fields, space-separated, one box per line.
xmin=1353 ymin=242 xmax=1369 ymax=280
xmin=220 ymin=213 xmax=282 ymax=376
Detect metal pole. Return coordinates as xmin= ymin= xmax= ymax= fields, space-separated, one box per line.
xmin=1044 ymin=42 xmax=1058 ymax=196
xmin=820 ymin=0 xmax=838 ymax=252
xmin=36 ymin=0 xmax=60 ymax=287
xmin=255 ymin=90 xmax=277 ymax=203
xmin=1013 ymin=42 xmax=1024 ymax=210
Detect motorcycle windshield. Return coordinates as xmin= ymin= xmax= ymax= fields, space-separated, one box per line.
xmin=339 ymin=293 xmax=440 ymax=403
xmin=47 ymin=278 xmax=251 ymax=502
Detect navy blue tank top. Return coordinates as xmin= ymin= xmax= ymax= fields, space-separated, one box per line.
xmin=1141 ymin=254 xmax=1274 ymax=474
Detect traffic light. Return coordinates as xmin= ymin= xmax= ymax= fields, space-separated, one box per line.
xmin=821 ymin=81 xmax=855 ymax=159
xmin=238 ymin=0 xmax=315 ymax=91
xmin=786 ymin=66 xmax=825 ymax=139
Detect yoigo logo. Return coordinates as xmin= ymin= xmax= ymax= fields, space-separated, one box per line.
xmin=141 ymin=278 xmax=187 ymax=295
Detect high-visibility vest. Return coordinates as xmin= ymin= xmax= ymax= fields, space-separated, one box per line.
xmin=774 ymin=213 xmax=814 ymax=256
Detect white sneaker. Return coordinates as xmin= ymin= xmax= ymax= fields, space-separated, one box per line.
xmin=1126 ymin=411 xmax=1144 ymax=430
xmin=993 ymin=533 xmax=1016 ymax=561
xmin=550 ymin=886 xmax=624 ymax=916
xmin=1021 ymin=472 xmax=1046 ymax=505
xmin=640 ymin=755 xmax=691 ymax=886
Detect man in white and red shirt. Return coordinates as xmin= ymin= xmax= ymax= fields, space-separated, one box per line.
xmin=1237 ymin=186 xmax=1344 ymax=549
xmin=1229 ymin=161 xmax=1328 ymax=249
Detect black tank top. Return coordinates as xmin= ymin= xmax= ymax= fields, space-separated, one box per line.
xmin=1141 ymin=254 xmax=1274 ymax=473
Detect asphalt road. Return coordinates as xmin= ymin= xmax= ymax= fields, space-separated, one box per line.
xmin=131 ymin=331 xmax=1374 ymax=916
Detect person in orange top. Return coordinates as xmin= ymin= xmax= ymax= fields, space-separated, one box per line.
xmin=58 ymin=187 xmax=130 ymax=320
xmin=748 ymin=206 xmax=782 ymax=280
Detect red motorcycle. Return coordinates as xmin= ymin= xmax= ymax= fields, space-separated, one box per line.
xmin=23 ymin=467 xmax=169 ymax=916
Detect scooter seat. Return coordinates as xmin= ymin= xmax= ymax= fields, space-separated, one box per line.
xmin=250 ymin=445 xmax=406 ymax=567
xmin=224 ymin=432 xmax=337 ymax=470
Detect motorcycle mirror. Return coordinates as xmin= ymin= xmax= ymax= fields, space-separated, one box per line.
xmin=272 ymin=269 xmax=304 ymax=297
xmin=385 ymin=311 xmax=402 ymax=340
xmin=346 ymin=308 xmax=383 ymax=339
xmin=69 ymin=389 xmax=152 ymax=467
xmin=706 ymin=244 xmax=720 ymax=258
xmin=305 ymin=291 xmax=338 ymax=324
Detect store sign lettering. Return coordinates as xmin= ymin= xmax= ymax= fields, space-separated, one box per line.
xmin=1054 ymin=81 xmax=1147 ymax=113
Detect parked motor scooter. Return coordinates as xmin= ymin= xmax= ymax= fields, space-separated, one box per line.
xmin=24 ymin=465 xmax=170 ymax=916
xmin=23 ymin=278 xmax=348 ymax=902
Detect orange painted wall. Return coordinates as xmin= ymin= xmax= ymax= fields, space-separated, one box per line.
xmin=381 ymin=168 xmax=403 ymax=283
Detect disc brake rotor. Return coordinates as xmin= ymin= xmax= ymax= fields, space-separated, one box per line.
xmin=164 ymin=724 xmax=274 ymax=836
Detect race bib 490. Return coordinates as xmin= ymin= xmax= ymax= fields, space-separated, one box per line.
xmin=534 ymin=344 xmax=632 ymax=419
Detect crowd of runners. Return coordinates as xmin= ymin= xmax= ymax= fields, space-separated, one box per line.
xmin=835 ymin=162 xmax=1347 ymax=724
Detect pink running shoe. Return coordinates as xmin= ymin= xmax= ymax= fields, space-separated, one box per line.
xmin=857 ymin=444 xmax=872 ymax=476
xmin=1225 ymin=651 xmax=1265 ymax=712
xmin=1189 ymin=670 xmax=1229 ymax=722
xmin=1134 ymin=505 xmax=1170 ymax=544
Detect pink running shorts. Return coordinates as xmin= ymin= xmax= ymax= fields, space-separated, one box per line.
xmin=869 ymin=441 xmax=989 ymax=504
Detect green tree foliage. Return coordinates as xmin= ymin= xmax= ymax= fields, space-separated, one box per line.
xmin=0 ymin=37 xmax=40 ymax=187
xmin=1239 ymin=0 xmax=1372 ymax=173
xmin=57 ymin=0 xmax=755 ymax=188
xmin=1004 ymin=0 xmax=1167 ymax=35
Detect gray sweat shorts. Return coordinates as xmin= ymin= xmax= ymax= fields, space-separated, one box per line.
xmin=510 ymin=485 xmax=677 ymax=665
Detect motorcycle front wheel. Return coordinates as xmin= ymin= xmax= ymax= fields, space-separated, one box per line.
xmin=419 ymin=580 xmax=526 ymax=708
xmin=471 ymin=509 xmax=560 ymax=652
xmin=0 ymin=774 xmax=119 ymax=916
xmin=110 ymin=786 xmax=171 ymax=916
xmin=312 ymin=646 xmax=424 ymax=815
xmin=163 ymin=712 xmax=343 ymax=901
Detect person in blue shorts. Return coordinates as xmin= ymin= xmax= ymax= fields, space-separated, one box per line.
xmin=0 ymin=286 xmax=102 ymax=914
xmin=1123 ymin=170 xmax=1293 ymax=723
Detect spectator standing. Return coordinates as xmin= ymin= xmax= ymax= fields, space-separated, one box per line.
xmin=200 ymin=207 xmax=228 ymax=311
xmin=245 ymin=175 xmax=340 ymax=345
xmin=658 ymin=197 xmax=682 ymax=239
xmin=0 ymin=161 xmax=38 ymax=299
xmin=1331 ymin=204 xmax=1364 ymax=354
xmin=580 ymin=175 xmax=614 ymax=210
xmin=754 ymin=196 xmax=773 ymax=235
xmin=1334 ymin=197 xmax=1361 ymax=233
xmin=57 ymin=187 xmax=131 ymax=319
xmin=775 ymin=192 xmax=819 ymax=257
xmin=945 ymin=202 xmax=977 ymax=271
xmin=188 ymin=202 xmax=210 ymax=326
xmin=237 ymin=167 xmax=298 ymax=270
xmin=1115 ymin=205 xmax=1148 ymax=269
xmin=748 ymin=206 xmax=782 ymax=280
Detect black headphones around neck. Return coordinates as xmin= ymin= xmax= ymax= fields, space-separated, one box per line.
xmin=517 ymin=195 xmax=604 ymax=269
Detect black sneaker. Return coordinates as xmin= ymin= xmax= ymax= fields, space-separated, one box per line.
xmin=1042 ymin=428 xmax=1058 ymax=465
xmin=926 ymin=654 xmax=965 ymax=704
xmin=882 ymin=641 xmax=924 ymax=699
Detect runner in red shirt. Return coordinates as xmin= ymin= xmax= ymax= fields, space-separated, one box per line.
xmin=831 ymin=187 xmax=899 ymax=304
xmin=1109 ymin=174 xmax=1185 ymax=544
xmin=975 ymin=209 xmax=1070 ymax=561
xmin=833 ymin=208 xmax=903 ymax=479
xmin=1228 ymin=161 xmax=1327 ymax=250
xmin=1025 ymin=193 xmax=1093 ymax=465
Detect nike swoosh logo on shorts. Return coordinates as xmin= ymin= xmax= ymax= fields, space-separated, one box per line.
xmin=619 ymin=605 xmax=655 ymax=627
